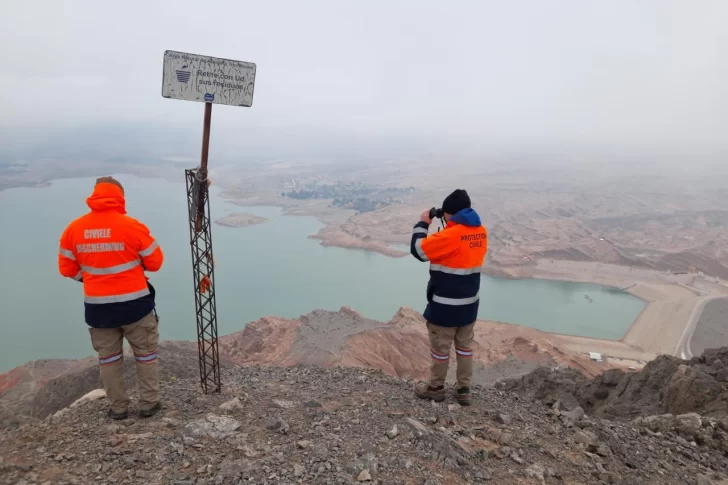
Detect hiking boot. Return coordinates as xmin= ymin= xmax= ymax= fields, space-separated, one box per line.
xmin=455 ymin=387 xmax=471 ymax=406
xmin=139 ymin=402 xmax=162 ymax=418
xmin=414 ymin=383 xmax=446 ymax=402
xmin=108 ymin=409 xmax=129 ymax=421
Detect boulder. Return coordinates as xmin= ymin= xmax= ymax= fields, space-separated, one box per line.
xmin=600 ymin=369 xmax=625 ymax=387
xmin=633 ymin=414 xmax=674 ymax=433
xmin=561 ymin=406 xmax=585 ymax=422
xmin=183 ymin=414 xmax=241 ymax=439
xmin=70 ymin=389 xmax=106 ymax=408
xmin=219 ymin=397 xmax=245 ymax=412
xmin=676 ymin=413 xmax=702 ymax=430
xmin=574 ymin=430 xmax=599 ymax=451
xmin=554 ymin=393 xmax=581 ymax=412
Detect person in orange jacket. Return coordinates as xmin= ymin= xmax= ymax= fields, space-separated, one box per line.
xmin=58 ymin=177 xmax=164 ymax=420
xmin=410 ymin=189 xmax=487 ymax=406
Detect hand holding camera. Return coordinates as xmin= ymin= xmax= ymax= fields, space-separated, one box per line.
xmin=420 ymin=207 xmax=444 ymax=225
xmin=429 ymin=207 xmax=444 ymax=220
xmin=420 ymin=210 xmax=432 ymax=224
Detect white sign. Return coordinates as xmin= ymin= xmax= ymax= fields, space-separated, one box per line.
xmin=162 ymin=50 xmax=256 ymax=107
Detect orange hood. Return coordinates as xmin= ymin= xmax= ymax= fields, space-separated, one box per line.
xmin=86 ymin=183 xmax=127 ymax=214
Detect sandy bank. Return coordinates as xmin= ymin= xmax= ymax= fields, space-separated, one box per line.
xmin=214 ymin=212 xmax=268 ymax=228
xmin=308 ymin=226 xmax=409 ymax=258
xmin=523 ymin=260 xmax=728 ymax=360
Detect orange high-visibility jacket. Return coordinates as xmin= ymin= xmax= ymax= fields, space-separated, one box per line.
xmin=58 ymin=183 xmax=164 ymax=308
xmin=410 ymin=208 xmax=487 ymax=327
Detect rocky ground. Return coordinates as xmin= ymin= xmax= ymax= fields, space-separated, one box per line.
xmin=0 ymin=342 xmax=230 ymax=429
xmin=501 ymin=347 xmax=728 ymax=421
xmin=2 ymin=365 xmax=728 ymax=485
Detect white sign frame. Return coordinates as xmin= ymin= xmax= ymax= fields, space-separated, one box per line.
xmin=162 ymin=50 xmax=256 ymax=107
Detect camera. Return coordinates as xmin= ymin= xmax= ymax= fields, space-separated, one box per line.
xmin=429 ymin=207 xmax=444 ymax=220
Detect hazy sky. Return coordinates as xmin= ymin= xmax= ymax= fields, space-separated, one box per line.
xmin=1 ymin=0 xmax=726 ymax=160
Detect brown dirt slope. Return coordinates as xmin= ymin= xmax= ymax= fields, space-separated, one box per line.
xmin=221 ymin=307 xmax=606 ymax=383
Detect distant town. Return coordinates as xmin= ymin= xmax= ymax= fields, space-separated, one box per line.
xmin=281 ymin=180 xmax=412 ymax=213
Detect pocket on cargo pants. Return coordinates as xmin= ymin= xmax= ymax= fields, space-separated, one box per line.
xmin=123 ymin=314 xmax=155 ymax=350
xmin=143 ymin=312 xmax=160 ymax=351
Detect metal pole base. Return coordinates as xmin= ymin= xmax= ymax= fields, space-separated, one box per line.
xmin=185 ymin=168 xmax=221 ymax=394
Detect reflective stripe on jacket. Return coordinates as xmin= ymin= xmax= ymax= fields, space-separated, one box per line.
xmin=58 ymin=182 xmax=164 ymax=327
xmin=411 ymin=208 xmax=487 ymax=327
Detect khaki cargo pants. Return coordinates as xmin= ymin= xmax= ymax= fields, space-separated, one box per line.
xmin=89 ymin=312 xmax=159 ymax=413
xmin=427 ymin=321 xmax=475 ymax=389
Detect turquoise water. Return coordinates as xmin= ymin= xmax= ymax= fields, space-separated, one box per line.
xmin=0 ymin=175 xmax=645 ymax=371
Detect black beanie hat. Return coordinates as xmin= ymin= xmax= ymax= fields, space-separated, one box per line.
xmin=442 ymin=189 xmax=471 ymax=215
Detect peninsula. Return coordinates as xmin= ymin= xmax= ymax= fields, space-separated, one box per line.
xmin=214 ymin=212 xmax=268 ymax=228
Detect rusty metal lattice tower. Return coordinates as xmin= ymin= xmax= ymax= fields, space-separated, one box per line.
xmin=185 ymin=102 xmax=221 ymax=393
xmin=163 ymin=51 xmax=255 ymax=394
xmin=185 ymin=166 xmax=221 ymax=393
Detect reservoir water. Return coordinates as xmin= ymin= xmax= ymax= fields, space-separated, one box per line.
xmin=0 ymin=175 xmax=645 ymax=371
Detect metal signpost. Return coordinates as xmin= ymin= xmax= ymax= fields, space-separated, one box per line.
xmin=161 ymin=50 xmax=256 ymax=393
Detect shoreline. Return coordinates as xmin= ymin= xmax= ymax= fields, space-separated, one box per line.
xmin=308 ymin=232 xmax=409 ymax=258
xmin=524 ymin=259 xmax=728 ymax=361
xmin=6 ymin=182 xmax=725 ymax=368
xmin=302 ymin=224 xmax=718 ymax=362
xmin=216 ymin=196 xmax=727 ymax=363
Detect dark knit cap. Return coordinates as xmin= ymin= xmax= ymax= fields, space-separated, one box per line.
xmin=442 ymin=189 xmax=471 ymax=215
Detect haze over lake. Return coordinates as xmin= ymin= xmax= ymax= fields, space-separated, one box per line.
xmin=0 ymin=175 xmax=645 ymax=371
